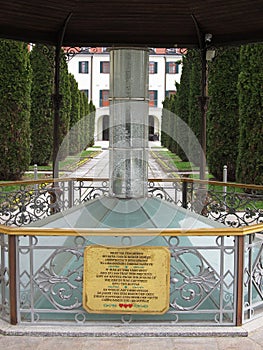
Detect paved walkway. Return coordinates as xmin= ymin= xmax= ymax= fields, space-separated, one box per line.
xmin=67 ymin=141 xmax=173 ymax=179
xmin=1 ymin=141 xmax=263 ymax=348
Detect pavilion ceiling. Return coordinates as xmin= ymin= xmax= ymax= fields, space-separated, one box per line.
xmin=0 ymin=0 xmax=262 ymax=48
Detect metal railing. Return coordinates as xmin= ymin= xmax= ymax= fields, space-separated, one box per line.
xmin=0 ymin=177 xmax=262 ymax=227
xmin=0 ymin=177 xmax=263 ymax=326
xmin=0 ymin=224 xmax=263 ymax=326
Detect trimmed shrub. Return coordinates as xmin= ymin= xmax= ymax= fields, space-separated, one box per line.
xmin=174 ymin=53 xmax=192 ymax=161
xmin=0 ymin=40 xmax=32 ymax=180
xmin=236 ymin=43 xmax=263 ymax=184
xmin=188 ymin=49 xmax=202 ymax=165
xmin=30 ymin=44 xmax=55 ymax=165
xmin=58 ymin=51 xmax=71 ymax=160
xmin=207 ymin=47 xmax=240 ymax=181
xmin=68 ymin=73 xmax=81 ymax=155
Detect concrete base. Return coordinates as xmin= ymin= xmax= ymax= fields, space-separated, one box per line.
xmin=0 ymin=319 xmax=253 ymax=338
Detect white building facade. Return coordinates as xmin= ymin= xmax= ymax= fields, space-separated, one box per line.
xmin=66 ymin=47 xmax=183 ymax=141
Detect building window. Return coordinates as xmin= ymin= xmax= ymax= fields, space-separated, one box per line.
xmin=100 ymin=61 xmax=110 ymax=73
xmin=165 ymin=62 xmax=179 ymax=74
xmin=149 ymin=90 xmax=158 ymax=107
xmin=149 ymin=61 xmax=158 ymax=74
xmin=100 ymin=90 xmax=110 ymax=107
xmin=79 ymin=61 xmax=89 ymax=73
xmin=81 ymin=89 xmax=89 ymax=98
xmin=165 ymin=90 xmax=176 ymax=98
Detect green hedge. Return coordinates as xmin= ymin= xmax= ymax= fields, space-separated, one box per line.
xmin=30 ymin=44 xmax=55 ymax=165
xmin=236 ymin=43 xmax=263 ymax=184
xmin=207 ymin=47 xmax=240 ymax=181
xmin=0 ymin=40 xmax=31 ymax=180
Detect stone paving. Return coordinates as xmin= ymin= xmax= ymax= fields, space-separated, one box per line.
xmin=66 ymin=141 xmax=173 ymax=179
xmin=1 ymin=141 xmax=263 ymax=348
xmin=0 ymin=321 xmax=263 ymax=350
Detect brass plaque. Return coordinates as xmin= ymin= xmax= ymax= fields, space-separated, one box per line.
xmin=83 ymin=246 xmax=170 ymax=314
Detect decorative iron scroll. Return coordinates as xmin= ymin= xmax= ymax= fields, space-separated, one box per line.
xmin=33 ymin=248 xmax=83 ymax=310
xmin=0 ymin=234 xmax=10 ymax=321
xmin=0 ymin=182 xmax=61 ymax=226
xmin=14 ymin=233 xmax=238 ymax=325
xmin=0 ymin=179 xmax=263 ymax=228
xmin=148 ymin=181 xmax=182 ymax=205
xmin=243 ymin=233 xmax=263 ymax=322
xmin=170 ymin=249 xmax=220 ymax=311
xmin=73 ymin=180 xmax=109 ymax=204
xmin=64 ymin=47 xmax=104 ymax=62
xmin=189 ymin=183 xmax=263 ymax=227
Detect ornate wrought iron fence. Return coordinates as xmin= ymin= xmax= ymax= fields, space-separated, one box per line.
xmin=185 ymin=179 xmax=263 ymax=227
xmin=1 ymin=227 xmax=263 ymax=326
xmin=0 ymin=230 xmax=239 ymax=326
xmin=243 ymin=233 xmax=263 ymax=322
xmin=0 ymin=233 xmax=9 ymax=322
xmin=0 ymin=178 xmax=262 ymax=227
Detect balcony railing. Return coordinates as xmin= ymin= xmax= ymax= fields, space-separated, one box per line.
xmin=0 ymin=177 xmax=263 ymax=326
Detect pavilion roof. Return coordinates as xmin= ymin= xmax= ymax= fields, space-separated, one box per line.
xmin=0 ymin=1 xmax=262 ymax=48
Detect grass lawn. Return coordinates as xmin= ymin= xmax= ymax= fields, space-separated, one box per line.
xmin=27 ymin=148 xmax=101 ymax=174
xmin=153 ymin=149 xmax=200 ymax=172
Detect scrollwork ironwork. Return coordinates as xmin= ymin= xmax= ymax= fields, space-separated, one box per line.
xmin=190 ymin=185 xmax=263 ymax=227
xmin=253 ymin=257 xmax=263 ymax=292
xmin=0 ymin=182 xmax=63 ymax=226
xmin=170 ymin=249 xmax=220 ymax=311
xmin=34 ymin=248 xmax=83 ymax=310
xmin=1 ymin=178 xmax=262 ymax=228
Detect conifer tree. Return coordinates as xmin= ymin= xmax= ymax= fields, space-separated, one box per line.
xmin=68 ymin=74 xmax=81 ymax=155
xmin=161 ymin=97 xmax=171 ymax=148
xmin=0 ymin=39 xmax=31 ymax=180
xmin=30 ymin=44 xmax=55 ymax=165
xmin=188 ymin=49 xmax=202 ymax=165
xmin=207 ymin=47 xmax=240 ymax=181
xmin=87 ymin=100 xmax=96 ymax=147
xmin=58 ymin=51 xmax=71 ymax=160
xmin=174 ymin=53 xmax=191 ymax=161
xmin=236 ymin=43 xmax=263 ymax=184
xmin=161 ymin=95 xmax=177 ymax=152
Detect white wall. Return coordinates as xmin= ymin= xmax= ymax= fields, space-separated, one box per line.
xmin=67 ymin=50 xmax=182 ymax=141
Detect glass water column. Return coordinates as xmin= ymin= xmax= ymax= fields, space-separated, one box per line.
xmin=109 ymin=47 xmax=149 ymax=198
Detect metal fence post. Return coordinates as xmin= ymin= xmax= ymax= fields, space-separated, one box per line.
xmin=68 ymin=180 xmax=74 ymax=208
xmin=236 ymin=235 xmax=244 ymax=326
xmin=8 ymin=235 xmax=18 ymax=325
xmin=223 ymin=165 xmax=227 ymax=210
xmin=182 ymin=181 xmax=188 ymax=209
xmin=34 ymin=164 xmax=38 ymax=194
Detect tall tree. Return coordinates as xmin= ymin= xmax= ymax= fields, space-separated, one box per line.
xmin=87 ymin=100 xmax=96 ymax=147
xmin=68 ymin=73 xmax=81 ymax=155
xmin=174 ymin=53 xmax=192 ymax=161
xmin=188 ymin=49 xmax=202 ymax=165
xmin=236 ymin=43 xmax=263 ymax=184
xmin=161 ymin=94 xmax=177 ymax=152
xmin=30 ymin=44 xmax=55 ymax=165
xmin=161 ymin=97 xmax=171 ymax=148
xmin=57 ymin=51 xmax=71 ymax=160
xmin=207 ymin=47 xmax=240 ymax=181
xmin=0 ymin=40 xmax=31 ymax=180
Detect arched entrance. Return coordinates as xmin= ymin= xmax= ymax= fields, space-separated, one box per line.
xmin=102 ymin=115 xmax=109 ymax=140
xmin=149 ymin=115 xmax=154 ymax=136
xmin=149 ymin=115 xmax=159 ymax=141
